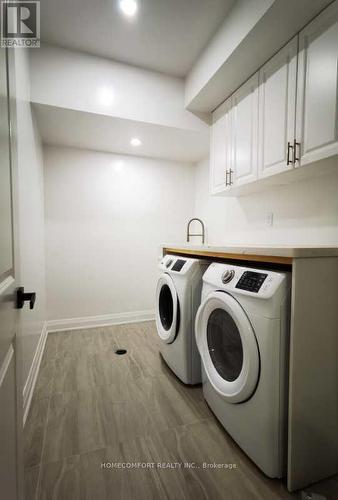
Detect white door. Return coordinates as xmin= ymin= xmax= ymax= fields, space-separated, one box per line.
xmin=210 ymin=97 xmax=232 ymax=194
xmin=0 ymin=50 xmax=23 ymax=499
xmin=155 ymin=273 xmax=179 ymax=344
xmin=195 ymin=291 xmax=260 ymax=403
xmin=258 ymin=37 xmax=298 ymax=178
xmin=295 ymin=1 xmax=338 ymax=167
xmin=231 ymin=72 xmax=259 ymax=187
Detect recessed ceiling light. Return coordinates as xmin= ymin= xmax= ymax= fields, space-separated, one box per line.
xmin=119 ymin=0 xmax=138 ymax=17
xmin=130 ymin=137 xmax=141 ymax=147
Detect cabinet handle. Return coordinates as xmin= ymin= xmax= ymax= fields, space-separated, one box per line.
xmin=229 ymin=169 xmax=234 ymax=186
xmin=287 ymin=142 xmax=294 ymax=165
xmin=225 ymin=169 xmax=229 ymax=186
xmin=293 ymin=140 xmax=300 ymax=163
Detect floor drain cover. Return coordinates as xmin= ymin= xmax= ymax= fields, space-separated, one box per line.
xmin=115 ymin=349 xmax=127 ymax=355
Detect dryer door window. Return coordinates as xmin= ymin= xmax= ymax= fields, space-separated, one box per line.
xmin=159 ymin=284 xmax=174 ymax=331
xmin=155 ymin=273 xmax=179 ymax=344
xmin=207 ymin=308 xmax=243 ymax=382
xmin=195 ymin=291 xmax=260 ymax=403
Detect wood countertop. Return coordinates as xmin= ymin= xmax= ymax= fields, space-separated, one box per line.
xmin=162 ymin=244 xmax=338 ymax=266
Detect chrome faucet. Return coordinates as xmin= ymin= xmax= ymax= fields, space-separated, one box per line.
xmin=187 ymin=218 xmax=205 ymax=245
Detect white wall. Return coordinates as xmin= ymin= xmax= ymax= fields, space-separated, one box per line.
xmin=194 ymin=157 xmax=338 ymax=245
xmin=30 ymin=44 xmax=206 ymax=132
xmin=15 ymin=50 xmax=46 ymax=386
xmin=184 ymin=0 xmax=333 ymax=113
xmin=185 ymin=0 xmax=274 ymax=107
xmin=44 ymin=146 xmax=195 ymax=321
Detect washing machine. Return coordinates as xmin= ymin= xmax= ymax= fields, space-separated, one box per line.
xmin=195 ymin=262 xmax=290 ymax=478
xmin=155 ymin=254 xmax=209 ymax=384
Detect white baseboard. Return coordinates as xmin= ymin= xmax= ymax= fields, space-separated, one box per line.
xmin=46 ymin=309 xmax=155 ymax=333
xmin=23 ymin=321 xmax=48 ymax=427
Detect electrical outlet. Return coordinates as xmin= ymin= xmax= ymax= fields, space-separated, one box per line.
xmin=266 ymin=212 xmax=274 ymax=227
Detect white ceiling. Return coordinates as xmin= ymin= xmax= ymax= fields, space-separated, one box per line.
xmin=40 ymin=0 xmax=235 ymax=77
xmin=33 ymin=104 xmax=209 ymax=163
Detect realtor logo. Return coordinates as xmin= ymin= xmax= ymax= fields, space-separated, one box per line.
xmin=1 ymin=1 xmax=40 ymax=47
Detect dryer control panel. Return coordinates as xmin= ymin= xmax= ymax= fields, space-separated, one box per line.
xmin=159 ymin=254 xmax=207 ymax=276
xmin=171 ymin=259 xmax=186 ymax=272
xmin=235 ymin=271 xmax=267 ymax=293
xmin=160 ymin=255 xmax=187 ymax=272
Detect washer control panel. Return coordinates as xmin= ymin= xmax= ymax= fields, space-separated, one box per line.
xmin=235 ymin=271 xmax=267 ymax=293
xmin=202 ymin=263 xmax=288 ymax=299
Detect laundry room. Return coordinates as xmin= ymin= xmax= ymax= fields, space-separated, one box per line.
xmin=0 ymin=1 xmax=338 ymax=499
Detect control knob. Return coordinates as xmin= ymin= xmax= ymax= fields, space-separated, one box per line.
xmin=221 ymin=269 xmax=235 ymax=284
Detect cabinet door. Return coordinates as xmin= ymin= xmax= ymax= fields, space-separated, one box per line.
xmin=210 ymin=98 xmax=232 ymax=194
xmin=231 ymin=73 xmax=259 ymax=186
xmin=296 ymin=1 xmax=338 ymax=166
xmin=258 ymin=37 xmax=298 ymax=178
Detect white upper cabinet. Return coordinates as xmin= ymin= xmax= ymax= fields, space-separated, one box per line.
xmin=210 ymin=97 xmax=232 ymax=194
xmin=296 ymin=1 xmax=338 ymax=166
xmin=210 ymin=1 xmax=338 ymax=196
xmin=231 ymin=73 xmax=259 ymax=187
xmin=258 ymin=37 xmax=298 ymax=178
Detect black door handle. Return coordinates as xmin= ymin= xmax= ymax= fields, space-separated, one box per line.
xmin=16 ymin=287 xmax=36 ymax=310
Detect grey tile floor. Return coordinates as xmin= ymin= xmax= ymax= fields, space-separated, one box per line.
xmin=24 ymin=322 xmax=338 ymax=500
